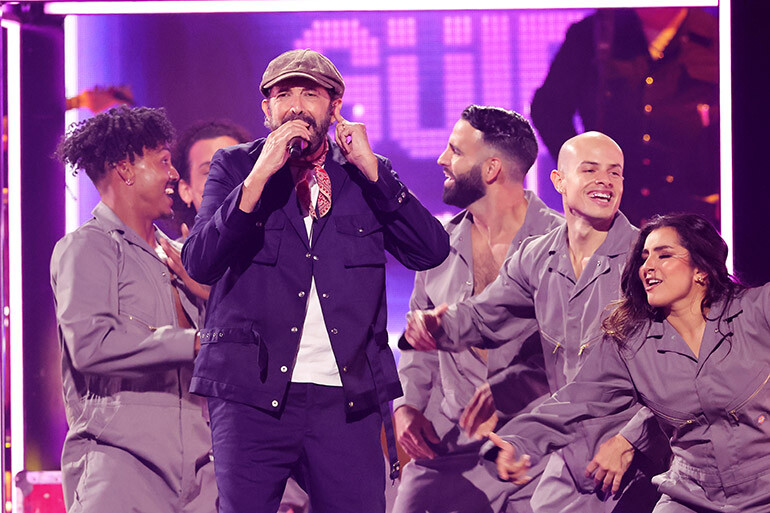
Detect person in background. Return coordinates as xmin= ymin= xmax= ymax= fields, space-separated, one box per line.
xmin=531 ymin=8 xmax=719 ymax=227
xmin=52 ymin=106 xmax=216 ymax=512
xmin=172 ymin=119 xmax=251 ymax=231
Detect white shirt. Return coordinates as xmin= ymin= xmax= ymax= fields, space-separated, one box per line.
xmin=291 ymin=171 xmax=343 ymax=386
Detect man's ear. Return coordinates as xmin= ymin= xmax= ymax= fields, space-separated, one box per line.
xmin=114 ymin=159 xmax=135 ymax=186
xmin=178 ymin=179 xmax=193 ymax=207
xmin=550 ymin=169 xmax=564 ymax=194
xmin=331 ymin=98 xmax=343 ymax=119
xmin=262 ymin=98 xmax=272 ymax=117
xmin=484 ymin=157 xmax=503 ymax=183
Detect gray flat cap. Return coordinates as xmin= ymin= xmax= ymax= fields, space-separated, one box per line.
xmin=260 ymin=49 xmax=345 ymax=98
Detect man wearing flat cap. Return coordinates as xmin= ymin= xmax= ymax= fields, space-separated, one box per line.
xmin=182 ymin=49 xmax=449 ymax=513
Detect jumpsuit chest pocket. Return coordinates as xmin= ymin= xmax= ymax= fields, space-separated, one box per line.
xmin=252 ymin=216 xmax=285 ymax=265
xmin=117 ymin=245 xmax=166 ymax=330
xmin=334 ymin=213 xmax=386 ymax=267
xmin=725 ymin=366 xmax=770 ymax=427
xmin=642 ymin=395 xmax=698 ymax=433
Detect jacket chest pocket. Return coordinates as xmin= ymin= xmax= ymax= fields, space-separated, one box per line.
xmin=252 ymin=216 xmax=285 ymax=265
xmin=334 ymin=213 xmax=386 ymax=267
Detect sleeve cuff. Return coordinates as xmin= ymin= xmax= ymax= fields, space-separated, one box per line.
xmin=362 ymin=159 xmax=410 ymax=213
xmin=214 ymin=183 xmax=261 ymax=238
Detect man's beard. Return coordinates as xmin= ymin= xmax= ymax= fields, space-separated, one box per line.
xmin=266 ymin=106 xmax=333 ymax=157
xmin=442 ymin=162 xmax=486 ymax=208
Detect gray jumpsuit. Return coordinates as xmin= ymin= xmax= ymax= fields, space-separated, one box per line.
xmin=51 ymin=202 xmax=216 ymax=513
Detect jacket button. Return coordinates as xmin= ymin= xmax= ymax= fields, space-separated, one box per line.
xmin=271 ymin=400 xmax=279 ymax=408
xmin=358 ymin=228 xmax=364 ymax=233
xmin=313 ymin=255 xmax=319 ymax=261
xmin=256 ymin=221 xmax=264 ymax=228
xmin=298 ymin=291 xmax=306 ymax=298
xmin=342 ymin=366 xmax=348 ymax=373
xmin=280 ymin=365 xmax=288 ymax=373
xmin=305 ymin=252 xmax=311 ymax=258
xmin=348 ymin=401 xmax=354 ymax=408
xmin=291 ymin=327 xmax=298 ymax=333
xmin=330 ymin=328 xmax=338 ymax=335
xmin=321 ymin=293 xmax=329 ymax=299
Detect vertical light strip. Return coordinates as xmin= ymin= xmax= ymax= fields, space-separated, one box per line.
xmin=2 ymin=17 xmax=25 ymax=491
xmin=718 ymin=0 xmax=733 ymax=272
xmin=64 ymin=15 xmax=80 ymax=233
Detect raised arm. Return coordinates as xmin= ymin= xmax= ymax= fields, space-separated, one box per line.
xmin=181 ymin=146 xmax=263 ymax=284
xmin=354 ymin=157 xmax=449 ymax=271
xmin=483 ymin=337 xmax=639 ymax=481
xmin=438 ymin=241 xmax=539 ymax=352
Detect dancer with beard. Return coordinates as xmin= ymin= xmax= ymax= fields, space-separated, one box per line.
xmin=181 ymin=49 xmax=449 ymax=513
xmin=393 ymin=105 xmax=561 ymax=513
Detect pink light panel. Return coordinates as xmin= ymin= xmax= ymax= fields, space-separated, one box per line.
xmin=294 ymin=19 xmax=379 ymax=67
xmin=481 ymin=15 xmax=512 ymax=109
xmin=516 ymin=10 xmax=591 ymax=119
xmin=387 ymin=17 xmax=416 ymax=47
xmin=443 ymin=15 xmax=473 ymax=46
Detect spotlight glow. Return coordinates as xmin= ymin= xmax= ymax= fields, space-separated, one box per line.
xmin=64 ymin=15 xmax=80 ymax=234
xmin=718 ymin=0 xmax=733 ymax=272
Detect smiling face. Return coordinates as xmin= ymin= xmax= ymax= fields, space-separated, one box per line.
xmin=638 ymin=226 xmax=706 ymax=313
xmin=437 ymin=119 xmax=488 ymax=208
xmin=552 ymin=132 xmax=624 ymax=226
xmin=127 ymin=145 xmax=179 ymax=221
xmin=261 ymin=76 xmax=340 ymax=155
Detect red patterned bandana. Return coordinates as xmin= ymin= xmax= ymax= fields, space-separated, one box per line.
xmin=292 ymin=140 xmax=331 ymax=220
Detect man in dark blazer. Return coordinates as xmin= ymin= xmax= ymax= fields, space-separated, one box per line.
xmin=181 ymin=49 xmax=449 ymax=513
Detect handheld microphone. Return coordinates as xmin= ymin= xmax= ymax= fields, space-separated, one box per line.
xmin=288 ymin=137 xmax=308 ymax=158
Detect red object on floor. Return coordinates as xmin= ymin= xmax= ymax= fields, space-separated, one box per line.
xmin=15 ymin=471 xmax=65 ymax=513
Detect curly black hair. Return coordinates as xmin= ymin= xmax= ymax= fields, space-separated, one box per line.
xmin=172 ymin=119 xmax=251 ymax=182
xmin=461 ymin=105 xmax=538 ymax=179
xmin=56 ymin=106 xmax=175 ymax=185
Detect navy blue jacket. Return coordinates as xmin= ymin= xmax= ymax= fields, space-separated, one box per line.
xmin=182 ymin=139 xmax=449 ymax=416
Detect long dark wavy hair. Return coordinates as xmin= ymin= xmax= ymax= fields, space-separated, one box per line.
xmin=602 ymin=213 xmax=744 ymax=345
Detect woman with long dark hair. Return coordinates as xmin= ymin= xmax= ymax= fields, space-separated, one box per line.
xmin=488 ymin=213 xmax=770 ymax=512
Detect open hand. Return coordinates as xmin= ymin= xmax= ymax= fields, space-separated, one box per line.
xmin=461 ymin=383 xmax=498 ymax=439
xmin=160 ymin=237 xmax=211 ymax=301
xmin=393 ymin=405 xmax=440 ymax=460
xmin=585 ymin=433 xmax=635 ymax=495
xmin=489 ymin=432 xmax=532 ymax=484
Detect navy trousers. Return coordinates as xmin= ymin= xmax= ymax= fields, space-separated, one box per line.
xmin=208 ymin=383 xmax=385 ymax=513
